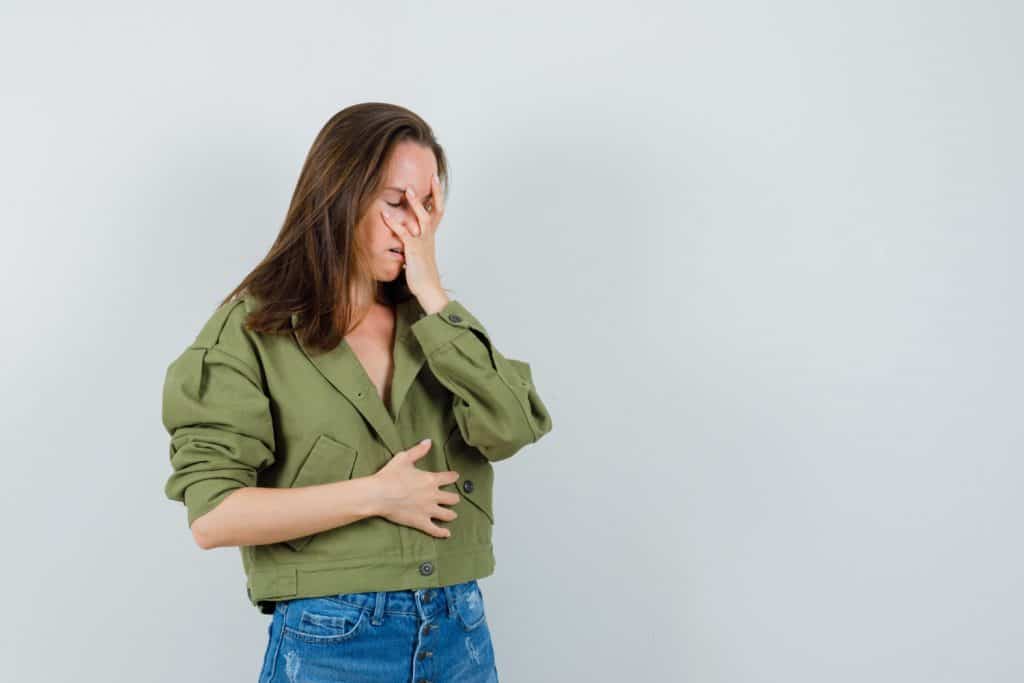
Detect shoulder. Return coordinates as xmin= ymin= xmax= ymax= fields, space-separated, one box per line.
xmin=191 ymin=296 xmax=262 ymax=345
xmin=162 ymin=296 xmax=273 ymax=431
xmin=186 ymin=295 xmax=266 ymax=376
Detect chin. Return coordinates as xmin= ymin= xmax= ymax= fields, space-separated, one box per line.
xmin=375 ymin=267 xmax=403 ymax=282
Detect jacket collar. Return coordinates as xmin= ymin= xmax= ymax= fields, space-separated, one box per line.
xmin=290 ymin=297 xmax=427 ymax=455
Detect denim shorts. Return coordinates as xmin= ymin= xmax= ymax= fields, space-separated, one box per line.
xmin=258 ymin=579 xmax=499 ymax=682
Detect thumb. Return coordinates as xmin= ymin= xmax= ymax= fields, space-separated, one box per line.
xmin=404 ymin=438 xmax=432 ymax=462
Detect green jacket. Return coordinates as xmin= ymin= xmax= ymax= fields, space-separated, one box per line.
xmin=161 ymin=295 xmax=553 ymax=614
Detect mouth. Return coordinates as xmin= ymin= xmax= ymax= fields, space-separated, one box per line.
xmin=387 ymin=247 xmax=405 ymax=260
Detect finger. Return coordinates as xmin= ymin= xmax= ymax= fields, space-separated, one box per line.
xmin=438 ymin=491 xmax=461 ymax=506
xmin=434 ymin=506 xmax=458 ymax=521
xmin=404 ymin=438 xmax=432 ymax=461
xmin=430 ymin=173 xmax=445 ymax=230
xmin=403 ymin=186 xmax=429 ymax=237
xmin=438 ymin=469 xmax=460 ymax=486
xmin=425 ymin=522 xmax=452 ymax=538
xmin=381 ymin=209 xmax=413 ymax=243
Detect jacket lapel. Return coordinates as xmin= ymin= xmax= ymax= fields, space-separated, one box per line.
xmin=290 ymin=297 xmax=428 ymax=456
xmin=389 ymin=297 xmax=428 ymax=421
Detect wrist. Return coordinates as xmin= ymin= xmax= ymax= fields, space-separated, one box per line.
xmin=416 ymin=288 xmax=450 ymax=316
xmin=355 ymin=474 xmax=386 ymax=519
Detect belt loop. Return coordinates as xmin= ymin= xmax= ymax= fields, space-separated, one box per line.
xmin=372 ymin=591 xmax=387 ymax=625
xmin=443 ymin=584 xmax=457 ymax=617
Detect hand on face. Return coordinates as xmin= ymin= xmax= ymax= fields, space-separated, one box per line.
xmin=380 ymin=173 xmax=445 ymax=297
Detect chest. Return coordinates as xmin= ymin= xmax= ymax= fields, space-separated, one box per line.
xmin=343 ymin=317 xmax=397 ymax=405
xmin=267 ymin=297 xmax=450 ymax=460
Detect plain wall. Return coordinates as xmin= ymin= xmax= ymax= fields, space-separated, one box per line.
xmin=2 ymin=1 xmax=1021 ymax=681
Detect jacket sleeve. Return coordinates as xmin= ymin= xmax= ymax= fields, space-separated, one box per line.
xmin=161 ymin=300 xmax=276 ymax=528
xmin=409 ymin=299 xmax=553 ymax=462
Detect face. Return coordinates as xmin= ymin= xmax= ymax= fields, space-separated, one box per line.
xmin=357 ymin=140 xmax=439 ymax=283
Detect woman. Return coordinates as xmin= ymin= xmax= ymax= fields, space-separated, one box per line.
xmin=160 ymin=103 xmax=554 ymax=682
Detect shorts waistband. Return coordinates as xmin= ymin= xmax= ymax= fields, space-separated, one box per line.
xmin=285 ymin=579 xmax=478 ymax=623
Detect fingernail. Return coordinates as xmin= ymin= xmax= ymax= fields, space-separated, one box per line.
xmin=421 ymin=438 xmax=431 ymax=444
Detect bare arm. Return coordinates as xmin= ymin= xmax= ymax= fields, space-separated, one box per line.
xmin=191 ymin=438 xmax=460 ymax=550
xmin=190 ymin=474 xmax=383 ymax=550
xmin=162 ymin=304 xmax=466 ymax=550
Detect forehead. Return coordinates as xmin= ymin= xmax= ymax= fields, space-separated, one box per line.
xmin=382 ymin=141 xmax=438 ymax=191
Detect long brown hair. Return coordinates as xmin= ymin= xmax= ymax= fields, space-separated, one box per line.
xmin=219 ymin=102 xmax=450 ymax=353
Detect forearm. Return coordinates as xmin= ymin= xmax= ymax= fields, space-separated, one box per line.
xmin=409 ymin=298 xmax=554 ymax=461
xmin=190 ymin=474 xmax=384 ymax=549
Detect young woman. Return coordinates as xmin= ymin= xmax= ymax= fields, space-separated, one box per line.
xmin=160 ymin=103 xmax=553 ymax=682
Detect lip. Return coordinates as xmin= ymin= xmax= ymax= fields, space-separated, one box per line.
xmin=387 ymin=249 xmax=405 ymax=260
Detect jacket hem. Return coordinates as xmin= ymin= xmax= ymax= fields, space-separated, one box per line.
xmin=245 ymin=543 xmax=496 ymax=614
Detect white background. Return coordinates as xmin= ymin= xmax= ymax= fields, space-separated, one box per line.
xmin=2 ymin=1 xmax=1021 ymax=681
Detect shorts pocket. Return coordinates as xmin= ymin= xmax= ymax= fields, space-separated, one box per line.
xmin=282 ymin=597 xmax=369 ymax=644
xmin=257 ymin=605 xmax=285 ymax=683
xmin=452 ymin=581 xmax=487 ymax=632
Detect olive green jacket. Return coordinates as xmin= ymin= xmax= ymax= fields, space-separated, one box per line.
xmin=161 ymin=295 xmax=553 ymax=614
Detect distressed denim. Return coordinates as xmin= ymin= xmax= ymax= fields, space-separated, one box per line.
xmin=258 ymin=579 xmax=499 ymax=682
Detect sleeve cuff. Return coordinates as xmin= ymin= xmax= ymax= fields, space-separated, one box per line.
xmin=409 ymin=299 xmax=488 ymax=356
xmin=182 ymin=478 xmax=249 ymax=527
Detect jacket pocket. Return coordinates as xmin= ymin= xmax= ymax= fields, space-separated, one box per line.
xmin=443 ymin=426 xmax=495 ymax=524
xmin=283 ymin=434 xmax=359 ymax=552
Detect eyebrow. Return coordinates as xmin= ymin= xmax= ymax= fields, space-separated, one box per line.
xmin=384 ymin=186 xmax=433 ymax=200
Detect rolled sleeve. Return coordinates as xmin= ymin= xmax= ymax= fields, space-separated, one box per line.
xmin=162 ymin=343 xmax=276 ymax=527
xmin=410 ymin=299 xmax=553 ymax=462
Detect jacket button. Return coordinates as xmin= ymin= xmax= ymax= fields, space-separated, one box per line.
xmin=462 ymin=479 xmax=475 ymax=494
xmin=419 ymin=561 xmax=434 ymax=576
xmin=447 ymin=313 xmax=462 ymax=323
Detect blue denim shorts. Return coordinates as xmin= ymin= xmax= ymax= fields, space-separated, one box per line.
xmin=258 ymin=579 xmax=499 ymax=682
